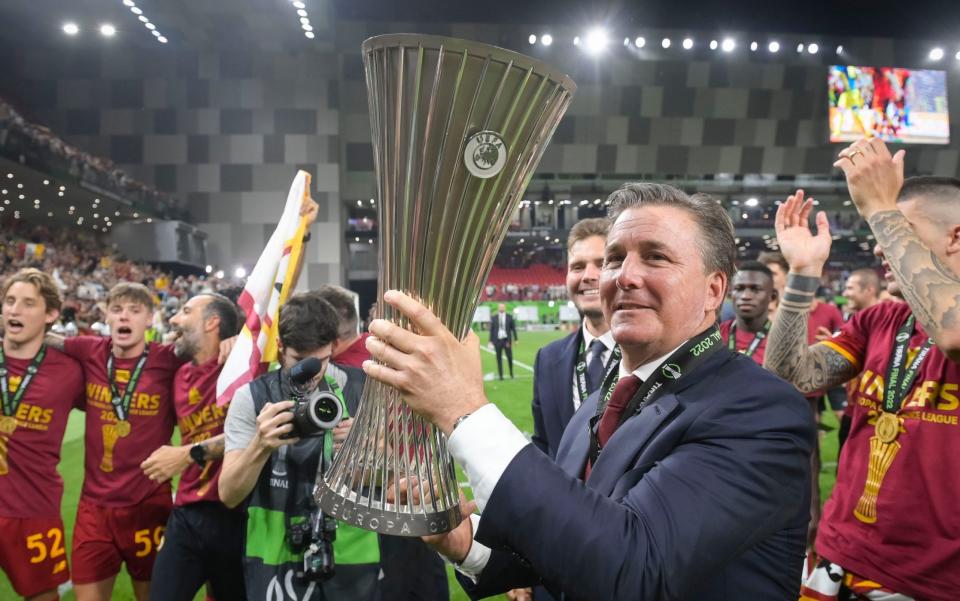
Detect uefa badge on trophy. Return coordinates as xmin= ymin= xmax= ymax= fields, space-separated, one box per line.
xmin=315 ymin=34 xmax=575 ymax=536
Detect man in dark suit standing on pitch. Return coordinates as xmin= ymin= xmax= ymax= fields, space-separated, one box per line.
xmin=489 ymin=303 xmax=518 ymax=379
xmin=532 ymin=218 xmax=612 ymax=460
xmin=363 ymin=182 xmax=816 ymax=600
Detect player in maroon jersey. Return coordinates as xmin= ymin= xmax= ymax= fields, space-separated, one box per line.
xmin=767 ymin=140 xmax=960 ymax=601
xmin=719 ymin=261 xmax=777 ymax=365
xmin=0 ymin=268 xmax=85 ymax=600
xmin=140 ymin=292 xmax=245 ymax=601
xmin=46 ymin=282 xmax=184 ymax=601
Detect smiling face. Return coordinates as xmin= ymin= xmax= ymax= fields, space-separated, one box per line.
xmin=843 ymin=273 xmax=876 ymax=311
xmin=566 ymin=234 xmax=606 ymax=320
xmin=601 ymin=205 xmax=726 ymax=367
xmin=169 ymin=295 xmax=215 ymax=360
xmin=2 ymin=281 xmax=59 ymax=348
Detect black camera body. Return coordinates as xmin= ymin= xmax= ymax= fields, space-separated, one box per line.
xmin=301 ymin=512 xmax=338 ymax=582
xmin=287 ymin=510 xmax=337 ymax=583
xmin=284 ymin=357 xmax=344 ymax=438
xmin=289 ymin=390 xmax=343 ymax=438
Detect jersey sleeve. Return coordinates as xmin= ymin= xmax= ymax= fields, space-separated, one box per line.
xmin=818 ymin=305 xmax=873 ymax=371
xmin=63 ymin=335 xmax=105 ymax=359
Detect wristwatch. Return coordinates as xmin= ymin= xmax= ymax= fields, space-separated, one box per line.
xmin=189 ymin=442 xmax=207 ymax=467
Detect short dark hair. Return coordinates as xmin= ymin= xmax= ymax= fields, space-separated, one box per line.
xmin=199 ymin=293 xmax=243 ymax=341
xmin=898 ymin=176 xmax=960 ymax=204
xmin=849 ymin=268 xmax=880 ymax=292
xmin=278 ymin=292 xmax=339 ymax=353
xmin=735 ymin=261 xmax=774 ymax=283
xmin=311 ymin=285 xmax=358 ymax=339
xmin=567 ymin=218 xmax=609 ymax=253
xmin=757 ymin=251 xmax=789 ymax=274
xmin=606 ymin=183 xmax=736 ymax=282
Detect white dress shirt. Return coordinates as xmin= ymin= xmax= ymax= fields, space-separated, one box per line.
xmin=572 ymin=322 xmax=616 ymax=411
xmin=448 ymin=341 xmax=687 ymax=581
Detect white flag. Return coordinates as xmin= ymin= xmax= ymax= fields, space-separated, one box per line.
xmin=216 ymin=171 xmax=313 ymax=405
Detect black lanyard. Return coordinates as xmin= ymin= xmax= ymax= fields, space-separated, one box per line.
xmin=589 ymin=325 xmax=723 ymax=464
xmin=106 ymin=345 xmax=150 ymax=422
xmin=574 ymin=331 xmax=621 ymax=406
xmin=726 ymin=320 xmax=770 ymax=358
xmin=0 ymin=344 xmax=47 ymax=417
xmin=882 ymin=314 xmax=933 ymax=414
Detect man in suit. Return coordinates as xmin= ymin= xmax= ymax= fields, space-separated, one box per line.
xmin=489 ymin=303 xmax=518 ymax=379
xmin=363 ymin=182 xmax=815 ymax=600
xmin=532 ymin=218 xmax=612 ymax=460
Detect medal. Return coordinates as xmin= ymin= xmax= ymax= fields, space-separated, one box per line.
xmin=0 ymin=415 xmax=16 ymax=434
xmin=115 ymin=420 xmax=131 ymax=437
xmin=853 ymin=313 xmax=932 ymax=524
xmin=874 ymin=412 xmax=900 ymax=444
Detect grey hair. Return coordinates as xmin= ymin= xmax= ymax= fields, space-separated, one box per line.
xmin=606 ymin=182 xmax=736 ymax=282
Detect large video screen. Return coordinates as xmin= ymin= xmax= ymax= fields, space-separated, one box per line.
xmin=829 ymin=65 xmax=949 ymax=144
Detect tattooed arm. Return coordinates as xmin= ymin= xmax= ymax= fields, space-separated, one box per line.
xmin=867 ymin=210 xmax=960 ymax=361
xmin=764 ymin=282 xmax=860 ymax=393
xmin=140 ymin=434 xmax=226 ymax=483
xmin=763 ymin=190 xmax=861 ymax=393
xmin=197 ymin=434 xmax=226 ymax=460
xmin=834 ymin=137 xmax=960 ymax=362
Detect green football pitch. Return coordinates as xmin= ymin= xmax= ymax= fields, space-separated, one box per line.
xmin=1 ymin=328 xmax=839 ymax=600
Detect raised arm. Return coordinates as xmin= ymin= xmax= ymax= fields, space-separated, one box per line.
xmin=834 ymin=138 xmax=960 ymax=361
xmin=763 ymin=191 xmax=860 ymax=393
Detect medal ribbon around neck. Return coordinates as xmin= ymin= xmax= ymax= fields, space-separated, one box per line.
xmin=0 ymin=344 xmax=47 ymax=419
xmin=727 ymin=320 xmax=771 ymax=358
xmin=575 ymin=331 xmax=621 ymax=407
xmin=107 ymin=345 xmax=150 ymax=422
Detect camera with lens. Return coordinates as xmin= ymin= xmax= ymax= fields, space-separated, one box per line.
xmin=290 ymin=391 xmax=342 ymax=438
xmin=287 ymin=509 xmax=337 ymax=583
xmin=301 ymin=511 xmax=337 ymax=582
xmin=284 ymin=357 xmax=343 ymax=439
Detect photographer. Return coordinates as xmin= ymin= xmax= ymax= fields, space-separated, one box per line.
xmin=220 ymin=293 xmax=379 ymax=601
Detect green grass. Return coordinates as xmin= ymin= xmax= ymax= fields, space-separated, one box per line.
xmin=2 ymin=328 xmax=842 ymax=601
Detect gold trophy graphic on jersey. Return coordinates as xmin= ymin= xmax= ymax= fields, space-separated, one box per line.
xmin=100 ymin=420 xmax=131 ymax=473
xmin=854 ymin=412 xmax=903 ymax=523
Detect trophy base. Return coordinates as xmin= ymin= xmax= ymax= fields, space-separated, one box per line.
xmin=315 ymin=480 xmax=462 ymax=537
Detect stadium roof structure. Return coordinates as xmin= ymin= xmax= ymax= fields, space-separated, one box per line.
xmin=1 ymin=0 xmax=958 ymax=52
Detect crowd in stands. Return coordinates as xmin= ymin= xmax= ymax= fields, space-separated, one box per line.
xmin=0 ymin=221 xmax=240 ymax=339
xmin=0 ymin=97 xmax=186 ymax=220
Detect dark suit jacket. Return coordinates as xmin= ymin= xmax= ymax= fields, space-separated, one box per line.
xmin=459 ymin=350 xmax=815 ymax=601
xmin=489 ymin=312 xmax=518 ymax=344
xmin=531 ymin=330 xmax=580 ymax=459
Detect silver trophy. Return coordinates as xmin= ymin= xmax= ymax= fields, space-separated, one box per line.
xmin=316 ymin=34 xmax=576 ymax=536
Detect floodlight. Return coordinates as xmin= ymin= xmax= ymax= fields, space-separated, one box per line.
xmin=582 ymin=27 xmax=609 ymax=56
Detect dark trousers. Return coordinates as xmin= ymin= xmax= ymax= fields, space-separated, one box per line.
xmin=150 ymin=502 xmax=246 ymax=601
xmin=493 ymin=339 xmax=514 ymax=378
xmin=377 ymin=535 xmax=449 ymax=601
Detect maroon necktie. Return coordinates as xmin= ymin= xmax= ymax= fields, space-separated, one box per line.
xmin=596 ymin=374 xmax=643 ymax=447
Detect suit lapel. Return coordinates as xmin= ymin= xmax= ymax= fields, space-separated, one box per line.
xmin=555 ymin=391 xmax=596 ymax=479
xmin=586 ymin=393 xmax=681 ymax=495
xmin=555 ymin=331 xmax=581 ymax=426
